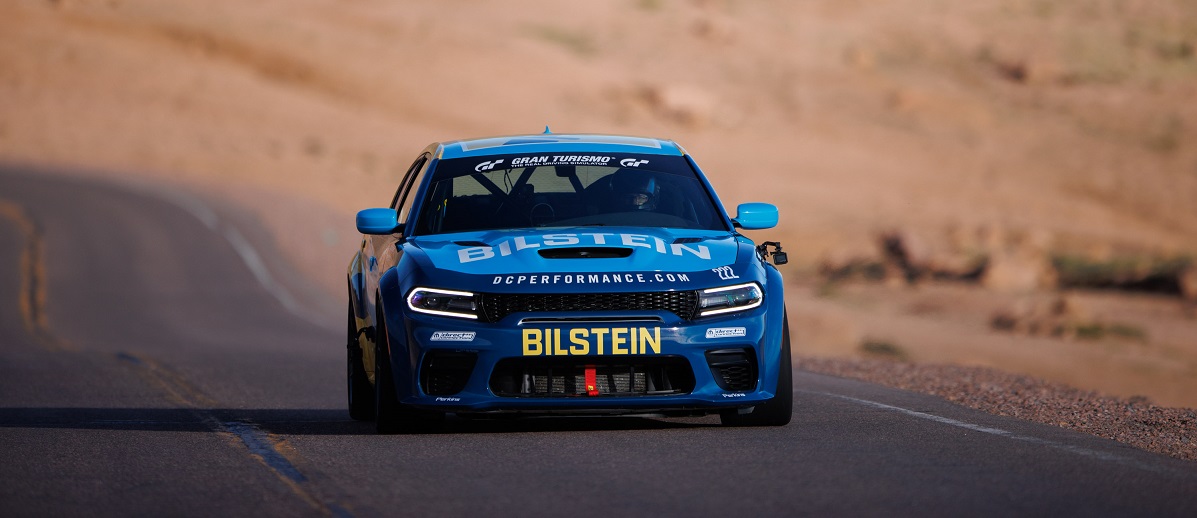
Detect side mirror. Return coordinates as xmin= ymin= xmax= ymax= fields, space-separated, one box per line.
xmin=356 ymin=208 xmax=403 ymax=235
xmin=731 ymin=203 xmax=778 ymax=230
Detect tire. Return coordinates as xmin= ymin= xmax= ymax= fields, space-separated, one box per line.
xmin=721 ymin=311 xmax=793 ymax=427
xmin=374 ymin=300 xmax=444 ymax=434
xmin=347 ymin=300 xmax=375 ymax=421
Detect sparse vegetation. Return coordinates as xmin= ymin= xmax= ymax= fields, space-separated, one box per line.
xmin=1073 ymin=323 xmax=1106 ymax=340
xmin=1108 ymin=323 xmax=1148 ymax=341
xmin=1073 ymin=322 xmax=1148 ymax=342
xmin=636 ymin=0 xmax=663 ymax=12
xmin=989 ymin=293 xmax=1152 ymax=343
xmin=524 ymin=25 xmax=596 ymax=57
xmin=819 ymin=260 xmax=888 ymax=283
xmin=1154 ymin=38 xmax=1194 ymax=61
xmin=1144 ymin=113 xmax=1184 ymax=153
xmin=860 ymin=338 xmax=908 ymax=361
xmin=1052 ymin=255 xmax=1192 ymax=294
xmin=815 ymin=281 xmax=838 ymax=299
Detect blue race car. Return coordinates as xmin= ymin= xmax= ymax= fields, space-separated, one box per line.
xmin=346 ymin=132 xmax=791 ymax=433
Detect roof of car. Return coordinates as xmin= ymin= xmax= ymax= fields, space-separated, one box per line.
xmin=434 ymin=133 xmax=687 ymax=160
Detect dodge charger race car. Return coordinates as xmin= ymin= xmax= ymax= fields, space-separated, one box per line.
xmin=346 ymin=132 xmax=791 ymax=433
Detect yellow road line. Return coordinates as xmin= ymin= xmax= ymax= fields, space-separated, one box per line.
xmin=117 ymin=352 xmax=220 ymax=409
xmin=0 ymin=198 xmax=346 ymax=514
xmin=118 ymin=351 xmax=351 ymax=517
xmin=0 ymin=197 xmax=350 ymax=514
xmin=0 ymin=199 xmax=72 ymax=351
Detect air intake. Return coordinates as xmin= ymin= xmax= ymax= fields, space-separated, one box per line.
xmin=705 ymin=348 xmax=758 ymax=392
xmin=537 ymin=247 xmax=634 ymax=259
xmin=419 ymin=351 xmax=477 ymax=396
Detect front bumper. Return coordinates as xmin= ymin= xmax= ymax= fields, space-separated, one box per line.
xmin=382 ymin=308 xmax=783 ymax=415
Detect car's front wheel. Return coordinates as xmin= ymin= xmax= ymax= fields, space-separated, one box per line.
xmin=720 ymin=311 xmax=793 ymax=427
xmin=346 ymin=299 xmax=375 ymax=421
xmin=374 ymin=300 xmax=444 ymax=434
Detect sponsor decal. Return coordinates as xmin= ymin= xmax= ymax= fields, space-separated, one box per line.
xmin=459 ymin=232 xmax=711 ymax=263
xmin=721 ymin=393 xmax=747 ymax=398
xmin=474 ymin=159 xmax=505 ymax=172
xmin=619 ymin=158 xmax=649 ymax=167
xmin=522 ymin=327 xmax=661 ymax=356
xmin=705 ymin=327 xmax=746 ymax=339
xmin=435 ymin=397 xmax=461 ymax=402
xmin=712 ymin=265 xmax=739 ymax=281
xmin=502 ymin=155 xmax=614 ymax=168
xmin=493 ymin=272 xmax=690 ymax=286
xmin=430 ymin=331 xmax=476 ymax=342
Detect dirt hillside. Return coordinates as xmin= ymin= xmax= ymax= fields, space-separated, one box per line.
xmin=2 ymin=0 xmax=1195 ymax=405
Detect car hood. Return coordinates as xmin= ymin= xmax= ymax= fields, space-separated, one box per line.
xmin=407 ymin=227 xmax=742 ymax=276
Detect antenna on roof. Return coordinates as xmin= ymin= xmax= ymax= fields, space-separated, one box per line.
xmin=543 ymin=126 xmax=552 ymax=134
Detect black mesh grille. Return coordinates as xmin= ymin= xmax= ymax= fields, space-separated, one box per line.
xmin=420 ymin=351 xmax=477 ymax=396
xmin=705 ymin=348 xmax=758 ymax=392
xmin=479 ymin=290 xmax=698 ymax=322
xmin=490 ymin=357 xmax=695 ymax=397
xmin=716 ymin=364 xmax=755 ymax=391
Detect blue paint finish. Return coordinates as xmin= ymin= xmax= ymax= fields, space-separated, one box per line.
xmin=356 ymin=208 xmax=399 ymax=235
xmin=733 ymin=203 xmax=780 ymax=230
xmin=408 ymin=228 xmax=739 ymax=277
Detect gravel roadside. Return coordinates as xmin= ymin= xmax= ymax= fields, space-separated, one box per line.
xmin=799 ymin=356 xmax=1197 ymax=462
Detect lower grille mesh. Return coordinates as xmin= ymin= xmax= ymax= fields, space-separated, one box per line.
xmin=531 ymin=370 xmax=647 ymax=395
xmin=490 ymin=357 xmax=695 ymax=397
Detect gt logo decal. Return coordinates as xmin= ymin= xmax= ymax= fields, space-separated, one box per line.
xmin=474 ymin=159 xmax=505 ymax=172
xmin=619 ymin=158 xmax=649 ymax=167
xmin=522 ymin=327 xmax=661 ymax=356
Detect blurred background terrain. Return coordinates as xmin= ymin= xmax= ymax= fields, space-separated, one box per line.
xmin=2 ymin=0 xmax=1195 ymax=405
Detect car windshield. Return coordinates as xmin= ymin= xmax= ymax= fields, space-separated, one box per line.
xmin=411 ymin=153 xmax=727 ymax=234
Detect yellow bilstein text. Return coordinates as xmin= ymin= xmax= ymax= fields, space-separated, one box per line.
xmin=522 ymin=327 xmax=661 ymax=356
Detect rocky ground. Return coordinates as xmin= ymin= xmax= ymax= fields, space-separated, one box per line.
xmin=801 ymin=356 xmax=1197 ymax=462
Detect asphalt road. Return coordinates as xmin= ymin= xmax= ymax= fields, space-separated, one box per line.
xmin=2 ymin=169 xmax=1195 ymax=517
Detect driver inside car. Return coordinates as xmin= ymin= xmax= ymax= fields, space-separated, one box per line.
xmin=609 ymin=170 xmax=660 ymax=212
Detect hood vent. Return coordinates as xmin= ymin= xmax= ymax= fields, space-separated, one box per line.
xmin=454 ymin=240 xmax=489 ymax=247
xmin=672 ymin=237 xmax=705 ymax=244
xmin=538 ymin=247 xmax=633 ymax=259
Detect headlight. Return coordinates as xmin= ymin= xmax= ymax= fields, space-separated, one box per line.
xmin=698 ymin=282 xmax=763 ymax=317
xmin=406 ymin=287 xmax=479 ymax=319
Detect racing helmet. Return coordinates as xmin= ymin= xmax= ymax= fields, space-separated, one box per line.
xmin=610 ymin=171 xmax=659 ymax=211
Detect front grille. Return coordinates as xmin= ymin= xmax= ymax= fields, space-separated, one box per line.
xmin=420 ymin=351 xmax=477 ymax=395
xmin=490 ymin=357 xmax=695 ymax=397
xmin=479 ymin=290 xmax=698 ymax=322
xmin=706 ymin=348 xmax=758 ymax=391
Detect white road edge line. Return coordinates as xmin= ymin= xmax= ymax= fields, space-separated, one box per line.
xmin=137 ymin=182 xmax=337 ymax=331
xmin=222 ymin=225 xmax=303 ymax=316
xmin=803 ymin=389 xmax=1173 ymax=475
xmin=152 ymin=185 xmax=220 ymax=231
